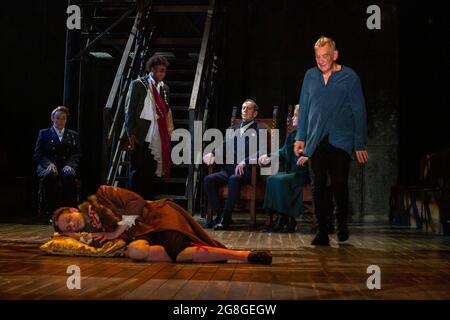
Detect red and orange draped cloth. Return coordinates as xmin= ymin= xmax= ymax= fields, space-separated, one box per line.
xmin=94 ymin=185 xmax=227 ymax=249
xmin=150 ymin=83 xmax=171 ymax=178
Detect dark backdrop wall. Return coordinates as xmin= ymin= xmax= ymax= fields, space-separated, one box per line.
xmin=0 ymin=1 xmax=67 ymax=216
xmin=0 ymin=1 xmax=448 ymax=220
xmin=398 ymin=1 xmax=450 ymax=186
xmin=214 ymin=0 xmax=450 ymax=218
xmin=215 ymin=0 xmax=400 ymax=218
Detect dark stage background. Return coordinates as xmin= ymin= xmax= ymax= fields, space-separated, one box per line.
xmin=0 ymin=0 xmax=449 ymax=220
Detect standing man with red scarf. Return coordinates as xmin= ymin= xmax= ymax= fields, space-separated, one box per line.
xmin=125 ymin=54 xmax=174 ymax=200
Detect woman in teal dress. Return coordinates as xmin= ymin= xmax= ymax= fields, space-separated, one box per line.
xmin=259 ymin=105 xmax=310 ymax=232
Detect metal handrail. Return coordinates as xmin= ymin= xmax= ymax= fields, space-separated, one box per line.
xmin=104 ymin=2 xmax=154 ymax=185
xmin=187 ymin=0 xmax=216 ymax=213
xmin=106 ymin=9 xmax=148 ymax=144
xmin=188 ymin=1 xmax=214 ymax=112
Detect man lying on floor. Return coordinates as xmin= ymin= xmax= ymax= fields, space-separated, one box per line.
xmin=48 ymin=185 xmax=272 ymax=264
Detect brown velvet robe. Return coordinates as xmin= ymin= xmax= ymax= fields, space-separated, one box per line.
xmin=94 ymin=185 xmax=226 ymax=249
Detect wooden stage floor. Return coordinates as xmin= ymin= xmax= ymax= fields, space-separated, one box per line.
xmin=0 ymin=220 xmax=449 ymax=300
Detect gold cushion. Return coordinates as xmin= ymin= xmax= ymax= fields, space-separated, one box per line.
xmin=40 ymin=233 xmax=127 ymax=257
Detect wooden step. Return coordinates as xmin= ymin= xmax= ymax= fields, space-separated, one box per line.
xmin=168 ymin=69 xmax=196 ymax=76
xmin=166 ymin=69 xmax=196 ymax=81
xmin=78 ymin=3 xmax=135 ymax=10
xmin=165 ymin=81 xmax=194 ymax=88
xmin=165 ymin=58 xmax=198 ymax=67
xmin=154 ymin=194 xmax=187 ymax=201
xmin=82 ymin=17 xmax=136 ymax=23
xmin=171 ymin=93 xmax=191 ymax=100
xmin=161 ymin=178 xmax=186 ymax=184
xmin=153 ymin=5 xmax=210 ymax=13
xmin=153 ymin=37 xmax=202 ymax=47
xmin=152 ymin=47 xmax=200 ymax=54
xmin=170 ymin=105 xmax=189 ymax=111
xmin=154 ymin=52 xmax=198 ymax=65
xmin=104 ymin=38 xmax=201 ymax=48
xmin=174 ymin=119 xmax=189 ymax=125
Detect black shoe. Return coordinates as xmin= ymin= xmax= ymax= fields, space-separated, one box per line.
xmin=337 ymin=224 xmax=349 ymax=242
xmin=213 ymin=222 xmax=229 ymax=230
xmin=204 ymin=219 xmax=213 ymax=229
xmin=214 ymin=223 xmax=225 ymax=230
xmin=270 ymin=214 xmax=288 ymax=232
xmin=282 ymin=217 xmax=297 ymax=233
xmin=311 ymin=233 xmax=330 ymax=246
xmin=204 ymin=220 xmax=214 ymax=229
xmin=266 ymin=215 xmax=280 ymax=231
xmin=204 ymin=215 xmax=222 ymax=229
xmin=213 ymin=216 xmax=232 ymax=230
xmin=247 ymin=250 xmax=272 ymax=265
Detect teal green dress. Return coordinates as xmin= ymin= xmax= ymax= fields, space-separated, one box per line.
xmin=263 ymin=131 xmax=310 ymax=218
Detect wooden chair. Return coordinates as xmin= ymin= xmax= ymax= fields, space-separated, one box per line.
xmin=206 ymin=105 xmax=279 ymax=228
xmin=389 ymin=153 xmax=442 ymax=232
xmin=265 ymin=104 xmax=314 ymax=228
xmin=428 ymin=148 xmax=450 ymax=235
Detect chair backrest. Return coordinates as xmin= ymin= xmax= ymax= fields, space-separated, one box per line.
xmin=424 ymin=147 xmax=450 ymax=190
xmin=287 ymin=105 xmax=294 ymax=133
xmin=230 ymin=105 xmax=279 ymax=155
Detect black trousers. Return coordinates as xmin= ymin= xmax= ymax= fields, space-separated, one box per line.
xmin=310 ymin=137 xmax=351 ymax=234
xmin=38 ymin=167 xmax=77 ymax=215
xmin=308 ymin=162 xmax=334 ymax=228
xmin=130 ymin=142 xmax=157 ymax=200
xmin=203 ymin=169 xmax=251 ymax=220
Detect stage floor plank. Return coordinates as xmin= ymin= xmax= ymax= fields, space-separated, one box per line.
xmin=0 ymin=223 xmax=449 ymax=300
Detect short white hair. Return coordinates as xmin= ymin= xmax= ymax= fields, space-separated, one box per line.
xmin=314 ymin=36 xmax=337 ymax=51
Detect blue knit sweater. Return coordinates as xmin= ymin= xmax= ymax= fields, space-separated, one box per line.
xmin=295 ymin=66 xmax=367 ymax=158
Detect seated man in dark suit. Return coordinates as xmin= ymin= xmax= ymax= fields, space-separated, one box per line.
xmin=34 ymin=106 xmax=81 ymax=215
xmin=203 ymin=99 xmax=261 ymax=230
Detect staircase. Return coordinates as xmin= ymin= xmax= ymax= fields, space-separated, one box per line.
xmin=97 ymin=0 xmax=217 ymax=211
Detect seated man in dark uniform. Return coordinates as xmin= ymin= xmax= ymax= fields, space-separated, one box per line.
xmin=34 ymin=106 xmax=81 ymax=216
xmin=203 ymin=99 xmax=261 ymax=230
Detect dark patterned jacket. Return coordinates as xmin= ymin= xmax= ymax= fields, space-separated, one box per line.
xmin=125 ymin=75 xmax=172 ymax=144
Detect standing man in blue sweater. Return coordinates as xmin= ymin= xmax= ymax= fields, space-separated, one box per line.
xmin=294 ymin=37 xmax=369 ymax=246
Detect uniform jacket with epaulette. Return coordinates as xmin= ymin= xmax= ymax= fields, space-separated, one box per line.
xmin=34 ymin=127 xmax=81 ymax=173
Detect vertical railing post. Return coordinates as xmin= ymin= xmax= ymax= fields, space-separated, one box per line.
xmin=188 ymin=109 xmax=195 ymax=213
xmin=63 ymin=0 xmax=71 ymax=106
xmin=187 ymin=0 xmax=215 ymax=214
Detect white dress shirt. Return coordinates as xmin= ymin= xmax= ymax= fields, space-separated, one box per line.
xmin=239 ymin=120 xmax=254 ymax=136
xmin=53 ymin=126 xmax=65 ymax=142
